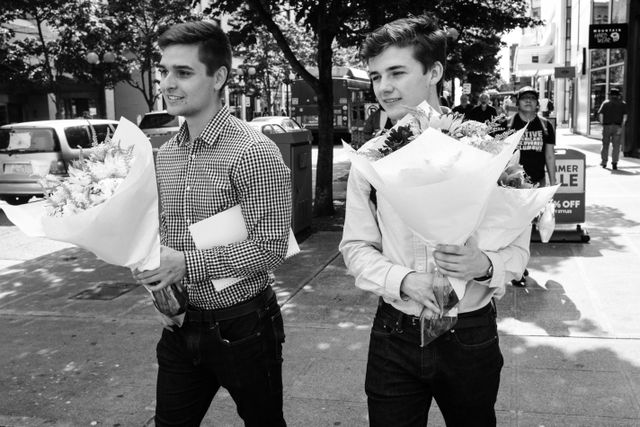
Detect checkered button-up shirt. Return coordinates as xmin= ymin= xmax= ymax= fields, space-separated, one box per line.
xmin=156 ymin=106 xmax=292 ymax=309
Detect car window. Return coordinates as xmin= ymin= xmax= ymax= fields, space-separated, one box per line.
xmin=64 ymin=124 xmax=115 ymax=149
xmin=281 ymin=119 xmax=301 ymax=130
xmin=139 ymin=113 xmax=179 ymax=129
xmin=0 ymin=127 xmax=58 ymax=152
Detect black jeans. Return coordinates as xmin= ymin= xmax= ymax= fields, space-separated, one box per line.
xmin=365 ymin=300 xmax=503 ymax=427
xmin=155 ymin=290 xmax=286 ymax=426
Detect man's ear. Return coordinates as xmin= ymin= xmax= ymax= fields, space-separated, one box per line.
xmin=428 ymin=61 xmax=444 ymax=86
xmin=214 ymin=66 xmax=228 ymax=91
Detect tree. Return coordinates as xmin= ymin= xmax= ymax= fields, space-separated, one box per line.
xmin=0 ymin=0 xmax=114 ymax=118
xmin=105 ymin=0 xmax=195 ymax=112
xmin=205 ymin=0 xmax=539 ymax=217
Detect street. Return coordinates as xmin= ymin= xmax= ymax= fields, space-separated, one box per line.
xmin=2 ymin=130 xmax=640 ymax=426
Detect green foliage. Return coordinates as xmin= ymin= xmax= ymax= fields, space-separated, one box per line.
xmin=105 ymin=0 xmax=195 ymax=111
xmin=204 ymin=0 xmax=539 ymax=216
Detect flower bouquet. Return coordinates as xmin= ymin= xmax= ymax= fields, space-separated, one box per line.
xmin=0 ymin=118 xmax=186 ymax=326
xmin=344 ymin=102 xmax=558 ymax=345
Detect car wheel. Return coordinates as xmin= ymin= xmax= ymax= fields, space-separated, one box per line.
xmin=3 ymin=196 xmax=31 ymax=205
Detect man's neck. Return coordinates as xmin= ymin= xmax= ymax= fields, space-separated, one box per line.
xmin=518 ymin=111 xmax=537 ymax=122
xmin=186 ymin=100 xmax=223 ymax=140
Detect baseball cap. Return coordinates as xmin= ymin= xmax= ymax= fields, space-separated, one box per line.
xmin=517 ymin=86 xmax=539 ymax=100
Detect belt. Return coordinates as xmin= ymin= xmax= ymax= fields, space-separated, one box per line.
xmin=186 ymin=286 xmax=275 ymax=323
xmin=378 ymin=298 xmax=496 ymax=330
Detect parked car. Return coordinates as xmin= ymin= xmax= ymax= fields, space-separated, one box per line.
xmin=138 ymin=110 xmax=184 ymax=150
xmin=0 ymin=119 xmax=118 ymax=205
xmin=247 ymin=121 xmax=288 ymax=135
xmin=249 ymin=116 xmax=304 ymax=132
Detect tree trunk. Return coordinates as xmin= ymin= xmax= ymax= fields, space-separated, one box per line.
xmin=313 ymin=27 xmax=335 ymax=217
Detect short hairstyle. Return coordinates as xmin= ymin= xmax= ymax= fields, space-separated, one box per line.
xmin=158 ymin=21 xmax=232 ymax=88
xmin=360 ymin=15 xmax=448 ymax=76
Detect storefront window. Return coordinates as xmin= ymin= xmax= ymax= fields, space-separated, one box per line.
xmin=609 ymin=48 xmax=625 ymax=65
xmin=611 ymin=0 xmax=627 ymax=23
xmin=588 ymin=0 xmax=628 ymax=137
xmin=589 ymin=69 xmax=607 ymax=137
xmin=591 ymin=49 xmax=607 ymax=68
xmin=609 ymin=65 xmax=624 ymax=86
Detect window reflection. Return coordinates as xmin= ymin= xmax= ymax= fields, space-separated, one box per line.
xmin=591 ymin=49 xmax=607 ymax=68
xmin=609 ymin=48 xmax=625 ymax=65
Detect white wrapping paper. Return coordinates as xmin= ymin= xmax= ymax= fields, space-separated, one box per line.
xmin=344 ymin=127 xmax=526 ymax=298
xmin=1 ymin=117 xmax=161 ymax=272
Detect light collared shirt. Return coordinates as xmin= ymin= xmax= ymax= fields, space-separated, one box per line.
xmin=156 ymin=106 xmax=291 ymax=309
xmin=339 ymin=168 xmax=530 ymax=316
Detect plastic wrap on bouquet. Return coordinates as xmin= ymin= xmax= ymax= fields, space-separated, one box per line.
xmin=147 ymin=282 xmax=188 ymax=326
xmin=420 ymin=271 xmax=459 ymax=347
xmin=537 ymin=200 xmax=556 ymax=243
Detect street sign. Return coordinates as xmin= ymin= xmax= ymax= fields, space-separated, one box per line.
xmin=462 ymin=83 xmax=471 ymax=94
xmin=589 ymin=24 xmax=628 ymax=49
xmin=554 ymin=66 xmax=576 ymax=78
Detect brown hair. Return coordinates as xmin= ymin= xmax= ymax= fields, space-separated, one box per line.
xmin=158 ymin=21 xmax=232 ymax=88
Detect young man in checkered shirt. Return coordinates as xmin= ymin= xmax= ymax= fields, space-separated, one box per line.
xmin=133 ymin=21 xmax=291 ymax=426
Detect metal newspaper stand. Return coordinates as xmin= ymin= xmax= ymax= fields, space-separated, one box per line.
xmin=531 ymin=148 xmax=590 ymax=243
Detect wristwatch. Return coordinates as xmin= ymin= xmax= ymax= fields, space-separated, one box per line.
xmin=474 ymin=262 xmax=494 ymax=282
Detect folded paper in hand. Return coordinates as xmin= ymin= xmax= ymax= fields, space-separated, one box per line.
xmin=188 ymin=205 xmax=300 ymax=291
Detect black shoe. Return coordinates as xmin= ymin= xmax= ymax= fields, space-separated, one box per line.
xmin=601 ymin=162 xmax=607 ymax=168
xmin=612 ymin=163 xmax=617 ymax=170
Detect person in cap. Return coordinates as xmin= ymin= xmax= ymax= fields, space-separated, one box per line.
xmin=597 ymin=87 xmax=628 ymax=170
xmin=507 ymin=86 xmax=557 ymax=286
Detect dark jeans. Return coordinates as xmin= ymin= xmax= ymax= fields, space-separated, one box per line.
xmin=365 ymin=300 xmax=503 ymax=427
xmin=602 ymin=124 xmax=622 ymax=165
xmin=155 ymin=290 xmax=286 ymax=426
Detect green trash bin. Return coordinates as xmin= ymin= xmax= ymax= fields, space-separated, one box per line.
xmin=268 ymin=130 xmax=313 ymax=234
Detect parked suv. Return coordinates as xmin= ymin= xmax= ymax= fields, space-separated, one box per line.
xmin=0 ymin=119 xmax=118 ymax=205
xmin=138 ymin=110 xmax=184 ymax=150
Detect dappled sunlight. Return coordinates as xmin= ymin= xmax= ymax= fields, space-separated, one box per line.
xmin=0 ymin=290 xmax=17 ymax=299
xmin=506 ymin=334 xmax=640 ymax=370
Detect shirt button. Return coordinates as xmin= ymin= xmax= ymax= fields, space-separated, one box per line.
xmin=416 ymin=263 xmax=425 ymax=271
xmin=185 ymin=186 xmax=190 ymax=191
xmin=191 ymin=154 xmax=196 ymax=160
xmin=186 ymin=219 xmax=191 ymax=225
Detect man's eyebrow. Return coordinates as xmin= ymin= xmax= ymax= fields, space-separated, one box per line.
xmin=369 ymin=65 xmax=406 ymax=77
xmin=156 ymin=64 xmax=194 ymax=71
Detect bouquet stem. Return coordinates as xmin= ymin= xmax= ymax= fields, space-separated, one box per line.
xmin=419 ymin=270 xmax=459 ymax=347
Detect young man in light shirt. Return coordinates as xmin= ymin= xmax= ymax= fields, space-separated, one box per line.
xmin=339 ymin=15 xmax=530 ymax=427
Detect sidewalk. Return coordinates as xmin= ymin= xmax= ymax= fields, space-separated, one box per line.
xmin=1 ymin=130 xmax=640 ymax=426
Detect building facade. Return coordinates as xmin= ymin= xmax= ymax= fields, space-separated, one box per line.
xmin=513 ymin=0 xmax=638 ymax=155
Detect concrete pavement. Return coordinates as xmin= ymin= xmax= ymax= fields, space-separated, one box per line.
xmin=1 ymin=129 xmax=640 ymax=426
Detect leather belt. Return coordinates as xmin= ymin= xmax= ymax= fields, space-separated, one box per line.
xmin=186 ymin=286 xmax=275 ymax=323
xmin=378 ymin=298 xmax=496 ymax=330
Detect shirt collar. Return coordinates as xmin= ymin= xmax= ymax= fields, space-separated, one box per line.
xmin=175 ymin=105 xmax=230 ymax=147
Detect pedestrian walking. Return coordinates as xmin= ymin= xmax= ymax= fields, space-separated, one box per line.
xmin=340 ymin=15 xmax=530 ymax=427
xmin=467 ymin=92 xmax=498 ymax=123
xmin=132 ymin=21 xmax=291 ymax=427
xmin=452 ymin=93 xmax=473 ymax=119
xmin=507 ymin=86 xmax=557 ymax=287
xmin=598 ymin=87 xmax=628 ymax=170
